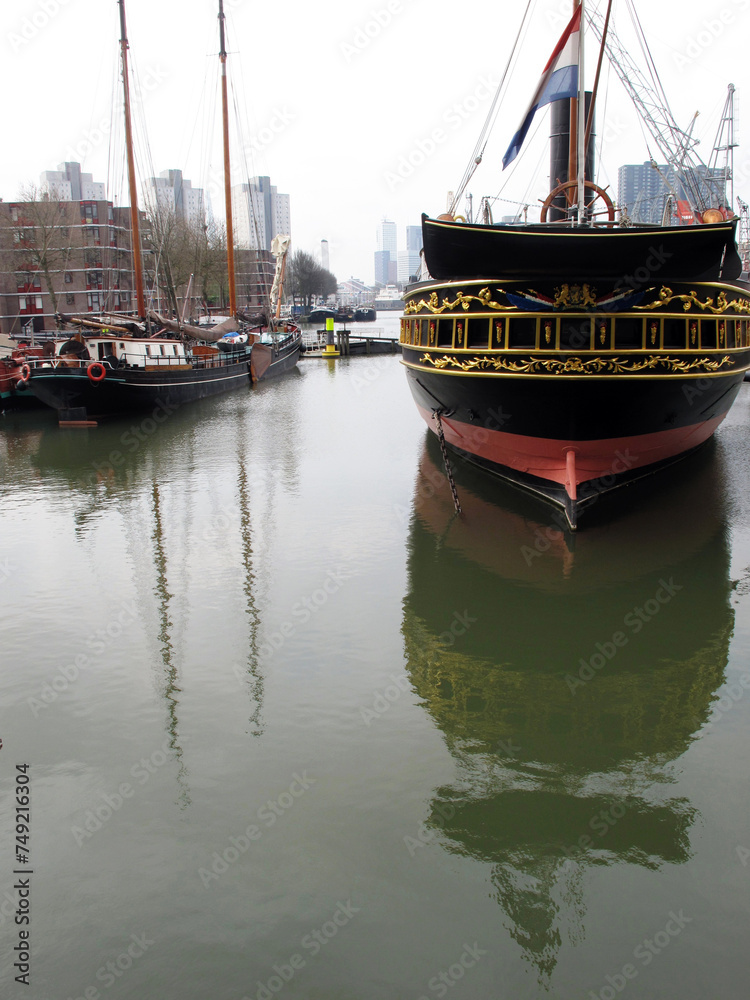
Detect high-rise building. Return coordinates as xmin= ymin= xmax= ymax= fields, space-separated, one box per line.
xmin=233 ymin=175 xmax=291 ymax=251
xmin=321 ymin=239 xmax=329 ymax=271
xmin=374 ymin=219 xmax=397 ymax=285
xmin=40 ymin=161 xmax=106 ymax=202
xmin=618 ymin=162 xmax=728 ymax=224
xmin=398 ymin=225 xmax=423 ymax=283
xmin=145 ymin=169 xmax=205 ymax=227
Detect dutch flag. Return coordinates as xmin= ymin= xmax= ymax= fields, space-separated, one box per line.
xmin=502 ymin=7 xmax=581 ymax=170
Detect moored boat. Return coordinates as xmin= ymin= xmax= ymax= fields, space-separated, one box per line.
xmin=22 ymin=0 xmax=299 ymax=422
xmin=400 ymin=2 xmax=750 ymax=529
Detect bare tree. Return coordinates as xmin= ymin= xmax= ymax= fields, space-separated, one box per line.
xmin=9 ymin=185 xmax=81 ymax=323
xmin=288 ymin=250 xmax=338 ymax=312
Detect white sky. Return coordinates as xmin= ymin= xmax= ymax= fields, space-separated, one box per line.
xmin=1 ymin=0 xmax=747 ymax=284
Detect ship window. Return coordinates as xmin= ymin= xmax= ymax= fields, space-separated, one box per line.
xmin=739 ymin=320 xmax=749 ymax=348
xmin=560 ymin=319 xmax=591 ymax=350
xmin=614 ymin=318 xmax=643 ymax=349
xmin=466 ymin=317 xmax=491 ymax=348
xmin=508 ymin=317 xmax=536 ymax=349
xmin=700 ymin=320 xmax=717 ymax=350
xmin=437 ymin=319 xmax=453 ymax=347
xmin=663 ymin=318 xmax=686 ymax=349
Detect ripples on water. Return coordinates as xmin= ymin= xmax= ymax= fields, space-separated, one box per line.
xmin=1 ymin=349 xmax=749 ymax=999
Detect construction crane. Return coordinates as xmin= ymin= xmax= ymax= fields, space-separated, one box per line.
xmin=586 ymin=0 xmax=727 ymax=217
xmin=707 ymin=84 xmax=738 ymax=214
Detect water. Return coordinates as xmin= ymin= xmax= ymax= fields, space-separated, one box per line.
xmin=2 ymin=338 xmax=750 ymax=1000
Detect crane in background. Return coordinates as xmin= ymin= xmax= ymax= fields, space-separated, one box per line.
xmin=586 ymin=1 xmax=732 ymax=221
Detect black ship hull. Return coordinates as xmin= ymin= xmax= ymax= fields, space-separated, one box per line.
xmin=401 ymin=243 xmax=750 ymax=528
xmin=27 ymin=334 xmax=301 ymax=419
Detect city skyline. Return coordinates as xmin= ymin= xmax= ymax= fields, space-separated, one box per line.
xmin=1 ymin=2 xmax=745 ymax=284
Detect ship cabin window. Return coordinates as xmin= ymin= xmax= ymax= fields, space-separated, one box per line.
xmin=700 ymin=320 xmax=717 ymax=350
xmin=614 ymin=318 xmax=643 ymax=349
xmin=97 ymin=343 xmax=115 ymax=361
xmin=559 ymin=319 xmax=591 ymax=351
xmin=662 ymin=318 xmax=686 ymax=349
xmin=466 ymin=317 xmax=491 ymax=348
xmin=738 ymin=320 xmax=749 ymax=348
xmin=433 ymin=318 xmax=450 ymax=347
xmin=508 ymin=317 xmax=536 ymax=349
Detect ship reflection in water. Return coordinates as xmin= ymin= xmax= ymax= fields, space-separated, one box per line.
xmin=403 ymin=433 xmax=734 ymax=981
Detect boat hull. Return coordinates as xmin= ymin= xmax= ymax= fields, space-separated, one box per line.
xmin=405 ymin=367 xmax=742 ymax=520
xmin=26 ymin=333 xmax=301 ymax=418
xmin=401 ymin=268 xmax=750 ymax=528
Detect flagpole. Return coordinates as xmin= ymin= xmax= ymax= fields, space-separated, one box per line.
xmin=577 ymin=0 xmax=586 ymax=224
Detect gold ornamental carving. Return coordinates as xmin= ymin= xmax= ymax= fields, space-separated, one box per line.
xmin=404 ymin=287 xmax=513 ymax=315
xmin=635 ymin=287 xmax=750 ymax=315
xmin=418 ymin=353 xmax=734 ymax=375
xmin=552 ymin=283 xmax=597 ymax=310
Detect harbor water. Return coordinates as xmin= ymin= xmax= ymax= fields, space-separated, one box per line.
xmin=2 ymin=320 xmax=750 ymax=999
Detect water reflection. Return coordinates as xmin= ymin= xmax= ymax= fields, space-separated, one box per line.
xmin=403 ymin=434 xmax=734 ymax=981
xmin=18 ymin=398 xmax=273 ymax=787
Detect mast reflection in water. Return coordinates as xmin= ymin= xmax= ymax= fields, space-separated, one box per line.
xmin=402 ymin=433 xmax=733 ymax=981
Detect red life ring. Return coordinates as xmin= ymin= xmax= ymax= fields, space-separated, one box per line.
xmin=87 ymin=361 xmax=106 ymax=382
xmin=19 ymin=363 xmax=31 ymax=382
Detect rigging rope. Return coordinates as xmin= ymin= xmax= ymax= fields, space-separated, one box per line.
xmin=449 ymin=0 xmax=535 ymax=215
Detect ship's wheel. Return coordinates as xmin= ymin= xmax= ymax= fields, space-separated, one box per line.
xmin=540 ymin=180 xmax=616 ymax=223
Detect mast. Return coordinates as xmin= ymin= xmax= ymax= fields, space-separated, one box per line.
xmin=218 ymin=0 xmax=237 ymax=318
xmin=576 ymin=0 xmax=585 ymax=224
xmin=118 ymin=0 xmax=145 ymax=316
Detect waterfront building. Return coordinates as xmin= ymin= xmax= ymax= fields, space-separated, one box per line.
xmin=0 ymin=197 xmax=140 ymax=335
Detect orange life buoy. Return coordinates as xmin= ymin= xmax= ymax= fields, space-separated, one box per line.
xmin=19 ymin=363 xmax=31 ymax=382
xmin=87 ymin=361 xmax=106 ymax=382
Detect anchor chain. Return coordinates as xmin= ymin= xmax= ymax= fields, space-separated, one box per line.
xmin=433 ymin=410 xmax=462 ymax=515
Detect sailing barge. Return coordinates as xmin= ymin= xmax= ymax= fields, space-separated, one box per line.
xmin=400 ymin=4 xmax=750 ymax=529
xmin=21 ymin=0 xmax=299 ymax=422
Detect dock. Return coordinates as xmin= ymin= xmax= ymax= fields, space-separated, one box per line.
xmin=301 ymin=328 xmax=401 ymax=358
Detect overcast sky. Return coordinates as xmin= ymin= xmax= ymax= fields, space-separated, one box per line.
xmin=1 ymin=0 xmax=747 ymax=284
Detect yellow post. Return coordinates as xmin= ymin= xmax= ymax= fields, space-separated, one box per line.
xmin=322 ymin=315 xmax=340 ymax=358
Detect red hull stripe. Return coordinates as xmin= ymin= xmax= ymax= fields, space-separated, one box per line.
xmin=416 ymin=404 xmax=727 ymax=488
